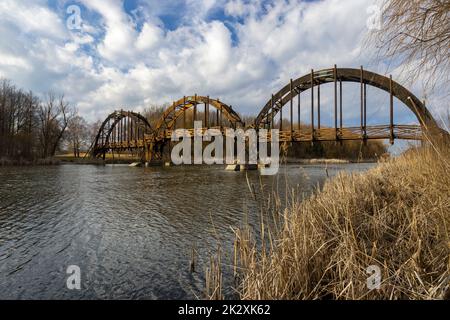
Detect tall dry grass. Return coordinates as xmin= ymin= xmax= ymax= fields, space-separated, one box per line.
xmin=208 ymin=138 xmax=450 ymax=300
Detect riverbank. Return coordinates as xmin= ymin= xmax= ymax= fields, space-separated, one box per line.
xmin=53 ymin=155 xmax=377 ymax=166
xmin=0 ymin=156 xmax=136 ymax=166
xmin=285 ymin=157 xmax=382 ymax=164
xmin=217 ymin=140 xmax=449 ymax=300
xmin=57 ymin=157 xmax=135 ymax=165
xmin=0 ymin=157 xmax=61 ymax=166
xmin=286 ymin=158 xmax=350 ymax=164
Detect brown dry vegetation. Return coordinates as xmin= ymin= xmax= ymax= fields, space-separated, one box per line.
xmin=207 ymin=138 xmax=450 ymax=300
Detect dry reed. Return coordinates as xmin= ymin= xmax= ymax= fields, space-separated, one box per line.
xmin=209 ymin=138 xmax=450 ymax=300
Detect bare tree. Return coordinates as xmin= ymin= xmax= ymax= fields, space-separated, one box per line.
xmin=0 ymin=80 xmax=39 ymax=160
xmin=38 ymin=93 xmax=73 ymax=158
xmin=66 ymin=114 xmax=88 ymax=157
xmin=368 ymin=0 xmax=450 ymax=91
xmin=142 ymin=104 xmax=167 ymax=127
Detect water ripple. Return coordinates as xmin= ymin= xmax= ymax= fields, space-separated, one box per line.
xmin=0 ymin=163 xmax=375 ymax=299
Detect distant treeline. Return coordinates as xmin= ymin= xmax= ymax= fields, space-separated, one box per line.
xmin=286 ymin=140 xmax=387 ymax=160
xmin=0 ymin=79 xmax=91 ymax=162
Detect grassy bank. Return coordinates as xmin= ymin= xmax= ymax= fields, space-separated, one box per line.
xmin=210 ymin=140 xmax=449 ymax=300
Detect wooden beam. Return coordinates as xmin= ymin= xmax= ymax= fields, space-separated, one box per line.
xmin=311 ymin=69 xmax=314 ymax=139
xmin=390 ymin=75 xmax=394 ymax=144
xmin=298 ymin=90 xmax=301 ymax=130
xmin=334 ymin=65 xmax=338 ymax=138
xmin=360 ymin=66 xmax=364 ymax=135
xmin=340 ymin=79 xmax=343 ymax=130
xmin=290 ymin=79 xmax=293 ymax=133
xmin=183 ymin=96 xmax=186 ymax=129
xmin=317 ymin=82 xmax=321 ymax=130
xmin=194 ymin=94 xmax=197 ymax=127
xmin=271 ymin=94 xmax=274 ymax=128
xmin=205 ymin=95 xmax=209 ymax=128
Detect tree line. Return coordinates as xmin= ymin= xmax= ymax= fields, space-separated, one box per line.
xmin=0 ymin=79 xmax=93 ymax=162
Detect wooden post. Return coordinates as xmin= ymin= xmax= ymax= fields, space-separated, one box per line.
xmin=340 ymin=79 xmax=343 ymax=130
xmin=364 ymin=82 xmax=367 ymax=137
xmin=192 ymin=94 xmax=197 ymax=128
xmin=135 ymin=116 xmax=138 ymax=143
xmin=279 ymin=98 xmax=282 ymax=131
xmin=290 ymin=79 xmax=293 ymax=134
xmin=183 ymin=96 xmax=186 ymax=129
xmin=173 ymin=102 xmax=177 ymax=130
xmin=112 ymin=123 xmax=115 ymax=145
xmin=117 ymin=118 xmax=120 ymax=144
xmin=127 ymin=111 xmax=130 ymax=144
xmin=271 ymin=94 xmax=275 ymax=128
xmin=130 ymin=113 xmax=133 ymax=143
xmin=311 ymin=69 xmax=314 ymax=139
xmin=216 ymin=104 xmax=219 ymax=127
xmin=101 ymin=122 xmax=105 ymax=146
xmin=317 ymin=82 xmax=321 ymax=130
xmin=360 ymin=66 xmax=364 ymax=135
xmin=218 ymin=99 xmax=222 ymax=128
xmin=334 ymin=65 xmax=338 ymax=138
xmin=205 ymin=96 xmax=209 ymax=128
xmin=119 ymin=112 xmax=123 ymax=144
xmin=125 ymin=114 xmax=127 ymax=143
xmin=138 ymin=114 xmax=142 ymax=140
xmin=390 ymin=75 xmax=394 ymax=144
xmin=298 ymin=90 xmax=301 ymax=131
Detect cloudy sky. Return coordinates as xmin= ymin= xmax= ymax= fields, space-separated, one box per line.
xmin=0 ymin=0 xmax=447 ymax=127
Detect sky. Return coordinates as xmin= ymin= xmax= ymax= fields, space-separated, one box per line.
xmin=0 ymin=0 xmax=447 ymax=129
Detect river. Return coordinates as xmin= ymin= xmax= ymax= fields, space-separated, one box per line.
xmin=0 ymin=163 xmax=375 ymax=299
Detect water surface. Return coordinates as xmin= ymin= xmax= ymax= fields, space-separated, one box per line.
xmin=0 ymin=163 xmax=375 ymax=299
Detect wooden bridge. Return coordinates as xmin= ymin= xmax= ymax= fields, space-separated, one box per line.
xmin=90 ymin=66 xmax=442 ymax=162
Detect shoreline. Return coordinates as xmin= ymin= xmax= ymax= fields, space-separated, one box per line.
xmin=285 ymin=158 xmax=378 ymax=164
xmin=0 ymin=157 xmax=379 ymax=167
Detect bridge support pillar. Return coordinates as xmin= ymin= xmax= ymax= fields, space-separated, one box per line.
xmin=161 ymin=141 xmax=172 ymax=164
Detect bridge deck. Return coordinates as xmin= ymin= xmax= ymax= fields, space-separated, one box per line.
xmin=102 ymin=124 xmax=422 ymax=150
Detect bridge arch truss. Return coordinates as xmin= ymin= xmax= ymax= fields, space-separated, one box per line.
xmin=255 ymin=66 xmax=439 ymax=143
xmin=154 ymin=95 xmax=244 ymax=139
xmin=91 ymin=110 xmax=153 ymax=159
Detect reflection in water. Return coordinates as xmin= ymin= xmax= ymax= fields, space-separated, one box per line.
xmin=0 ymin=163 xmax=375 ymax=299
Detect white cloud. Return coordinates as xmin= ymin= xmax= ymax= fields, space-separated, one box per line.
xmin=0 ymin=53 xmax=32 ymax=70
xmin=225 ymin=0 xmax=250 ymax=17
xmin=0 ymin=0 xmax=446 ymax=127
xmin=136 ymin=23 xmax=163 ymax=51
xmin=0 ymin=0 xmax=67 ymax=39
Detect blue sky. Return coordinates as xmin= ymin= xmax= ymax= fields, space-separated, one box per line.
xmin=0 ymin=0 xmax=447 ymax=132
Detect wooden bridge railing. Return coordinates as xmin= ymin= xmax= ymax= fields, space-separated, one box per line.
xmin=102 ymin=124 xmax=423 ymax=151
